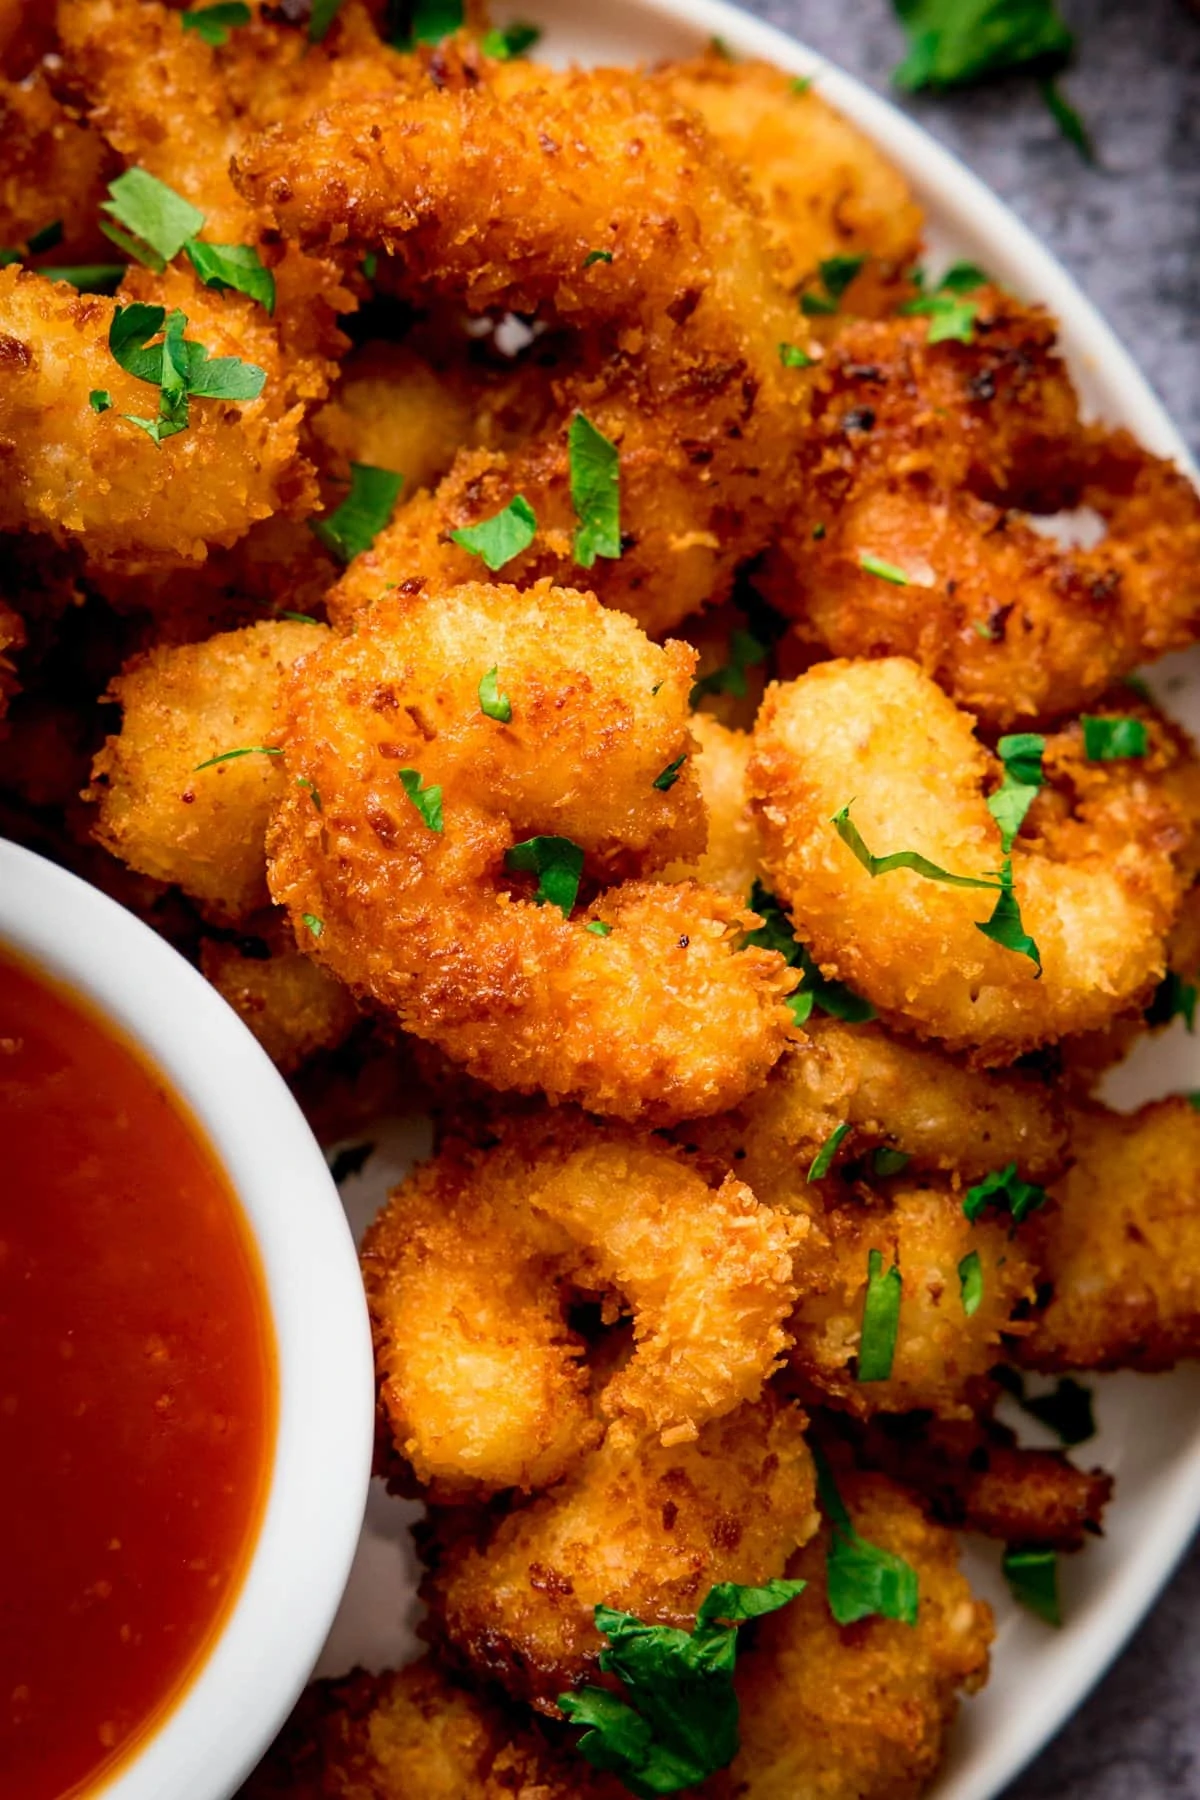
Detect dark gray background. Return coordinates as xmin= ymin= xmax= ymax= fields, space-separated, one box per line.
xmin=732 ymin=2 xmax=1200 ymax=1793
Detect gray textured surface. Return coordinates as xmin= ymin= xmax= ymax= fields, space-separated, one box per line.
xmin=731 ymin=2 xmax=1200 ymax=1793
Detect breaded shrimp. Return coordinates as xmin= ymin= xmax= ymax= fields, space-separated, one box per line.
xmin=200 ymin=913 xmax=358 ymax=1074
xmin=362 ymin=1113 xmax=801 ymax=1496
xmin=750 ymin=657 xmax=1197 ymax=1059
xmin=0 ymin=266 xmax=316 ymax=565
xmin=0 ymin=73 xmax=115 ymax=264
xmin=1021 ymin=1098 xmax=1200 ymax=1373
xmin=710 ymin=1472 xmax=992 ymax=1800
xmin=423 ymin=1399 xmax=819 ymax=1710
xmin=90 ymin=619 xmax=328 ymax=920
xmin=267 ymin=579 xmax=796 ymax=1121
xmin=659 ymin=715 xmax=762 ymax=900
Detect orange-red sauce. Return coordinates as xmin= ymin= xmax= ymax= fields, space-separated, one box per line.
xmin=0 ymin=946 xmax=276 ymax=1799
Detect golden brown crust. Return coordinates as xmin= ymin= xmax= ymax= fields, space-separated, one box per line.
xmin=200 ymin=912 xmax=359 ymax=1073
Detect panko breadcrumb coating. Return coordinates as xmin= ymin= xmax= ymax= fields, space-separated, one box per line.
xmin=267 ymin=578 xmax=796 ymax=1121
xmin=362 ymin=1113 xmax=801 ymax=1496
xmin=200 ymin=913 xmax=358 ymax=1074
xmin=0 ymin=72 xmax=115 ymax=264
xmin=751 ymin=657 xmax=1198 ymax=1059
xmin=423 ymin=1399 xmax=819 ymax=1711
xmin=90 ymin=619 xmax=327 ymax=920
xmin=659 ymin=715 xmax=763 ymax=900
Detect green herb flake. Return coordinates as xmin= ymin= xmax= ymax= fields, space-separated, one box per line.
xmin=1146 ymin=970 xmax=1198 ymax=1032
xmin=987 ymin=731 xmax=1045 ymax=851
xmin=26 ymin=219 xmax=64 ymax=255
xmin=790 ymin=73 xmax=814 ymax=93
xmin=584 ymin=248 xmax=614 ymax=267
xmin=586 ymin=920 xmax=613 ymax=937
xmin=808 ymin=1120 xmax=851 ymax=1183
xmin=43 ymin=264 xmax=126 ymax=293
xmin=744 ymin=882 xmax=876 ymax=1023
xmin=858 ymin=552 xmax=910 ymax=585
xmin=891 ymin=0 xmax=1074 ymax=93
xmin=1040 ymin=77 xmax=1095 ymax=161
xmin=1188 ymin=1091 xmax=1200 ymax=1111
xmin=902 ymin=289 xmax=980 ymax=344
xmin=478 ymin=666 xmax=513 ymax=724
xmin=309 ymin=0 xmax=346 ymax=40
xmin=107 ymin=301 xmax=265 ymax=445
xmin=977 ymin=864 xmax=1042 ymax=970
xmin=180 ymin=1 xmax=251 ymax=45
xmin=295 ymin=775 xmax=322 ymax=812
xmin=397 ymin=767 xmax=444 ymax=833
xmin=653 ymin=754 xmax=687 ymax=792
xmin=301 ymin=912 xmax=325 ymax=938
xmin=449 ymin=494 xmax=537 ymax=571
xmin=958 ymin=1249 xmax=983 ymax=1317
xmin=280 ymin=611 xmax=320 ymax=624
xmin=872 ymin=1147 xmax=911 ymax=1177
xmin=820 ymin=253 xmax=866 ymax=299
xmin=858 ymin=1248 xmax=902 ymax=1380
xmin=814 ymin=1446 xmax=920 ymax=1627
xmin=101 ymin=168 xmax=205 ymax=272
xmin=1081 ymin=715 xmax=1148 ymax=761
xmin=362 ymin=250 xmax=378 ymax=281
xmin=184 ymin=238 xmax=276 ymax=313
xmin=505 ymin=836 xmax=585 ymax=917
xmin=481 ymin=20 xmax=541 ymax=58
xmin=569 ymin=412 xmax=621 ymax=569
xmin=778 ymin=342 xmax=813 ymax=368
xmin=193 ymin=744 xmax=282 ymax=771
xmin=1003 ymin=1545 xmax=1061 ymax=1626
xmin=690 ymin=630 xmax=766 ymax=706
xmin=392 ymin=0 xmax=463 ymax=47
xmin=559 ymin=1580 xmax=805 ymax=1796
xmin=963 ymin=1161 xmax=1047 ymax=1227
xmin=89 ymin=389 xmax=113 ymax=414
xmin=311 ymin=463 xmax=404 ymax=564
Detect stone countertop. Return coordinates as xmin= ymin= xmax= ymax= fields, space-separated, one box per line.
xmin=732 ymin=2 xmax=1200 ymax=1793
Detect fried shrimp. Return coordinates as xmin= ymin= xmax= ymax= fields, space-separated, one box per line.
xmin=90 ymin=619 xmax=327 ymax=920
xmin=0 ymin=266 xmax=316 ymax=565
xmin=750 ymin=657 xmax=1197 ymax=1059
xmin=362 ymin=1113 xmax=800 ymax=1497
xmin=422 ymin=1399 xmax=819 ymax=1710
xmin=1021 ymin=1098 xmax=1200 ymax=1373
xmin=199 ymin=913 xmax=358 ymax=1074
xmin=234 ymin=66 xmax=806 ymax=634
xmin=267 ymin=579 xmax=796 ymax=1120
xmin=659 ymin=715 xmax=762 ymax=900
xmin=709 ymin=1472 xmax=992 ymax=1800
xmin=0 ymin=73 xmax=115 ymax=263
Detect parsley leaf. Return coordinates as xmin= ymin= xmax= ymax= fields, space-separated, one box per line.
xmin=295 ymin=774 xmax=322 ymax=810
xmin=859 ymin=1248 xmax=902 ymax=1379
xmin=481 ymin=20 xmax=540 ymax=57
xmin=653 ymin=755 xmax=687 ymax=792
xmin=42 ymin=264 xmax=126 ymax=293
xmin=584 ymin=248 xmax=614 ymax=266
xmin=801 ymin=253 xmax=866 ymax=315
xmin=89 ymin=389 xmax=112 ymax=414
xmin=569 ymin=412 xmax=621 ymax=568
xmin=1146 ymin=970 xmax=1197 ymax=1032
xmin=1003 ymin=1544 xmax=1061 ymax=1625
xmin=391 ymin=0 xmax=463 ymax=46
xmin=101 ymin=168 xmax=205 ymax=272
xmin=301 ymin=911 xmax=324 ymax=937
xmin=959 ymin=1249 xmax=983 ymax=1316
xmin=690 ymin=630 xmax=766 ymax=706
xmin=107 ymin=303 xmax=265 ymax=445
xmin=309 ymin=0 xmax=346 ymax=40
xmin=586 ymin=920 xmax=613 ymax=937
xmin=181 ymin=2 xmax=251 ymax=45
xmin=858 ymin=552 xmax=911 ymax=585
xmin=892 ymin=0 xmax=1073 ymax=92
xmin=744 ymin=883 xmax=876 ymax=1024
xmin=963 ymin=1161 xmax=1047 ymax=1226
xmin=559 ymin=1581 xmax=805 ymax=1796
xmin=977 ymin=863 xmax=1041 ymax=969
xmin=1040 ymin=77 xmax=1095 ymax=162
xmin=25 ymin=219 xmax=63 ymax=255
xmin=193 ymin=744 xmax=282 ymax=771
xmin=993 ymin=1367 xmax=1096 ymax=1445
xmin=900 ymin=261 xmax=989 ymax=344
xmin=808 ymin=1121 xmax=851 ymax=1182
xmin=778 ymin=342 xmax=813 ymax=368
xmin=449 ymin=494 xmax=536 ymax=571
xmin=814 ymin=1447 xmax=919 ymax=1626
xmin=1081 ymin=715 xmax=1148 ymax=761
xmin=873 ymin=1147 xmax=911 ymax=1177
xmin=987 ymin=732 xmax=1045 ymax=851
xmin=185 ymin=239 xmax=275 ymax=313
xmin=505 ymin=836 xmax=585 ymax=916
xmin=398 ymin=767 xmax=443 ymax=833
xmin=478 ymin=666 xmax=512 ymax=723
xmin=311 ymin=464 xmax=403 ymax=563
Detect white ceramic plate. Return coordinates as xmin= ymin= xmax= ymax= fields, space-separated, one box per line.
xmin=310 ymin=6 xmax=1200 ymax=1798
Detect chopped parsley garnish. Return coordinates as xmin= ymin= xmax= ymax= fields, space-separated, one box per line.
xmin=1081 ymin=715 xmax=1148 ymax=761
xmin=309 ymin=0 xmax=346 ymax=40
xmin=311 ymin=463 xmax=404 ymax=563
xmin=328 ymin=1140 xmax=374 ymax=1184
xmin=963 ymin=1161 xmax=1047 ymax=1227
xmin=301 ymin=912 xmax=325 ymax=938
xmin=1040 ymin=77 xmax=1094 ymax=162
xmin=814 ymin=1447 xmax=919 ymax=1626
xmin=106 ymin=302 xmax=266 ymax=445
xmin=690 ymin=630 xmax=766 ymax=706
xmin=185 ymin=239 xmax=276 ymax=312
xmin=583 ymin=248 xmax=614 ymax=267
xmin=89 ymin=389 xmax=112 ymax=414
xmin=1002 ymin=1545 xmax=1061 ymax=1626
xmin=481 ymin=20 xmax=541 ymax=58
xmin=858 ymin=552 xmax=911 ymax=585
xmin=586 ymin=920 xmax=612 ymax=937
xmin=449 ymin=494 xmax=536 ymax=571
xmin=559 ymin=1581 xmax=806 ymax=1796
xmin=296 ymin=775 xmax=322 ymax=811
xmin=653 ymin=755 xmax=687 ymax=792
xmin=505 ymin=835 xmax=585 ymax=916
xmin=993 ymin=1367 xmax=1095 ymax=1445
xmin=281 ymin=611 xmax=320 ymax=624
xmin=744 ymin=882 xmax=876 ymax=1025
xmin=391 ymin=0 xmax=463 ymax=47
xmin=27 ymin=219 xmax=64 ymax=254
xmin=193 ymin=744 xmax=282 ymax=771
xmin=569 ymin=412 xmax=621 ymax=568
xmin=100 ymin=167 xmax=274 ymax=310
xmin=858 ymin=1248 xmax=902 ymax=1380
xmin=872 ymin=1147 xmax=911 ymax=1177
xmin=808 ymin=1121 xmax=851 ymax=1183
xmin=791 ymin=73 xmax=814 ymax=93
xmin=181 ymin=2 xmax=251 ymax=45
xmin=1146 ymin=970 xmax=1197 ymax=1032
xmin=832 ymin=803 xmax=1041 ymax=970
xmin=1188 ymin=1091 xmax=1200 ymax=1111
xmin=987 ymin=731 xmax=1045 ymax=850
xmin=362 ymin=251 xmax=378 ymax=281
xmin=478 ymin=666 xmax=512 ymax=723
xmin=778 ymin=342 xmax=813 ymax=368
xmin=43 ymin=264 xmax=125 ymax=293
xmin=398 ymin=767 xmax=443 ymax=833
xmin=892 ymin=0 xmax=1073 ymax=91
xmin=800 ymin=253 xmax=866 ymax=316
xmin=958 ymin=1249 xmax=983 ymax=1317
xmin=900 ymin=261 xmax=988 ymax=344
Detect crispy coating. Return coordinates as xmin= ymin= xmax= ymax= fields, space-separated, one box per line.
xmin=200 ymin=913 xmax=358 ymax=1074
xmin=363 ymin=1112 xmax=800 ymax=1497
xmin=659 ymin=55 xmax=924 ymax=292
xmin=0 ymin=73 xmax=115 ymax=263
xmin=90 ymin=619 xmax=327 ymax=920
xmin=423 ymin=1399 xmax=819 ymax=1710
xmin=0 ymin=265 xmax=317 ymax=565
xmin=711 ymin=1472 xmax=992 ymax=1800
xmin=750 ymin=657 xmax=1197 ymax=1059
xmin=267 ymin=579 xmax=796 ymax=1121
xmin=1021 ymin=1098 xmax=1200 ymax=1373
xmin=660 ymin=715 xmax=762 ymax=900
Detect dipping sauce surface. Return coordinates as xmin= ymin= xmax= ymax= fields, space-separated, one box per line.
xmin=0 ymin=947 xmax=276 ymax=1799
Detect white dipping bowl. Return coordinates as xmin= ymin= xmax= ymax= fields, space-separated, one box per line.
xmin=0 ymin=837 xmax=374 ymax=1800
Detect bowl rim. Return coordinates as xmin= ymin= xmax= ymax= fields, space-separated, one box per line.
xmin=0 ymin=837 xmax=374 ymax=1800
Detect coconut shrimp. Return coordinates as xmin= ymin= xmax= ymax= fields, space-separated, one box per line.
xmin=422 ymin=1398 xmax=818 ymax=1711
xmin=362 ymin=1112 xmax=801 ymax=1498
xmin=90 ymin=619 xmax=328 ymax=920
xmin=749 ymin=657 xmax=1199 ymax=1060
xmin=267 ymin=579 xmax=796 ymax=1120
